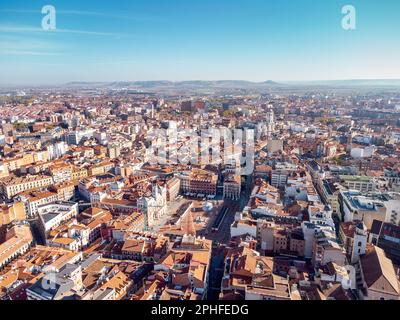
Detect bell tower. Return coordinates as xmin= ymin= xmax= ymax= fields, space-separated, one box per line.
xmin=351 ymin=221 xmax=368 ymax=263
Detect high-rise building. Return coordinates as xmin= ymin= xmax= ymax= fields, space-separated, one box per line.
xmin=181 ymin=100 xmax=193 ymax=112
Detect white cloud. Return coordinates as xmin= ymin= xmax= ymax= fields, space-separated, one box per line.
xmin=0 ymin=50 xmax=58 ymax=56
xmin=0 ymin=25 xmax=118 ymax=36
xmin=0 ymin=9 xmax=159 ymax=22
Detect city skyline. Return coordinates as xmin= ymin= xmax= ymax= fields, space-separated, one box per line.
xmin=1 ymin=0 xmax=400 ymax=85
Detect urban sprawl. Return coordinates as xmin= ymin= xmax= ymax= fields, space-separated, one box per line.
xmin=0 ymin=87 xmax=400 ymax=301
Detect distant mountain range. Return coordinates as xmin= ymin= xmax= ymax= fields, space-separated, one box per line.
xmin=286 ymin=79 xmax=400 ymax=87
xmin=65 ymin=80 xmax=285 ymax=89
xmin=2 ymin=79 xmax=400 ymax=92
xmin=64 ymin=79 xmax=400 ymax=90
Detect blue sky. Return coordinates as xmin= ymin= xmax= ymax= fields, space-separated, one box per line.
xmin=0 ymin=0 xmax=400 ymax=85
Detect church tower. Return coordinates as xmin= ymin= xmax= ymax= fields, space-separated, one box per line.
xmin=351 ymin=221 xmax=368 ymax=263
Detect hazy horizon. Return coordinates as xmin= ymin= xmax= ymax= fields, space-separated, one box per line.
xmin=3 ymin=78 xmax=400 ymax=89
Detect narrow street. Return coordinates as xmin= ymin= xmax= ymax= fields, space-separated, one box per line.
xmin=207 ymin=246 xmax=225 ymax=300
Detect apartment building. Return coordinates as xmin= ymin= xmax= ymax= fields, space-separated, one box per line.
xmin=178 ymin=168 xmax=218 ymax=197
xmin=37 ymin=201 xmax=79 ymax=235
xmin=79 ymin=207 xmax=113 ymax=244
xmin=270 ymin=170 xmax=288 ymax=188
xmin=71 ymin=167 xmax=88 ymax=181
xmin=318 ymin=180 xmax=342 ymax=214
xmin=94 ymin=271 xmax=132 ymax=300
xmin=340 ymin=175 xmax=376 ymax=193
xmin=0 ymin=202 xmax=26 ymax=226
xmin=223 ymin=175 xmax=241 ymax=200
xmin=88 ymin=161 xmax=114 ymax=176
xmin=50 ymin=182 xmax=76 ymax=202
xmin=369 ymin=220 xmax=400 ymax=265
xmin=0 ymin=174 xmax=54 ymax=199
xmin=220 ymin=246 xmax=293 ymax=300
xmin=18 ymin=190 xmax=59 ymax=217
xmin=2 ymin=151 xmax=49 ymax=173
xmin=27 ymin=264 xmax=83 ymax=300
xmin=0 ymin=162 xmax=9 ymax=179
xmin=165 ymin=176 xmax=181 ymax=201
xmin=0 ymin=225 xmax=33 ymax=269
xmin=259 ymin=220 xmax=305 ymax=257
xmin=112 ymin=233 xmax=169 ymax=263
xmin=49 ymin=163 xmax=73 ymax=184
xmin=108 ymin=212 xmax=145 ymax=241
xmin=312 ymin=229 xmax=346 ymax=267
xmin=339 ymin=191 xmax=388 ymax=229
xmin=154 ymin=235 xmax=212 ymax=299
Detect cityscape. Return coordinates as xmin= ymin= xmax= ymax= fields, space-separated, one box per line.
xmin=0 ymin=0 xmax=400 ymax=308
